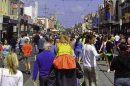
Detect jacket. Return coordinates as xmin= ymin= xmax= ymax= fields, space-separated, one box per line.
xmin=32 ymin=50 xmax=55 ymax=80
xmin=110 ymin=52 xmax=130 ymax=78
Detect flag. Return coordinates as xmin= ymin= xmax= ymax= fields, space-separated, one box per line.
xmin=106 ymin=11 xmax=110 ymax=20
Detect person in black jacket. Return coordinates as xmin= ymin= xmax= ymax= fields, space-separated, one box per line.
xmin=10 ymin=36 xmax=17 ymax=52
xmin=33 ymin=33 xmax=40 ymax=53
xmin=110 ymin=43 xmax=130 ymax=86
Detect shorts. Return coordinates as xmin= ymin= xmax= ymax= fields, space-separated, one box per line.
xmin=105 ymin=53 xmax=113 ymax=62
xmin=74 ymin=50 xmax=82 ymax=58
xmin=24 ymin=57 xmax=30 ymax=63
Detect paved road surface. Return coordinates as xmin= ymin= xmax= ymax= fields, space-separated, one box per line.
xmin=22 ymin=60 xmax=114 ymax=86
xmin=0 ymin=47 xmax=117 ymax=86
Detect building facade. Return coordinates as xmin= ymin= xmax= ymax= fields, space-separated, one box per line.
xmin=120 ymin=0 xmax=130 ymax=34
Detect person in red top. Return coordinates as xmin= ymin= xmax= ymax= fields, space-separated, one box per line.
xmin=22 ymin=39 xmax=32 ymax=74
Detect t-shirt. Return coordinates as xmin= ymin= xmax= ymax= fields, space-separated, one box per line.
xmin=22 ymin=44 xmax=32 ymax=57
xmin=83 ymin=44 xmax=99 ymax=67
xmin=0 ymin=68 xmax=23 ymax=86
xmin=19 ymin=37 xmax=26 ymax=46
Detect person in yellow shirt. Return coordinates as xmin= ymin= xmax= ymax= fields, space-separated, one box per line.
xmin=52 ymin=35 xmax=81 ymax=86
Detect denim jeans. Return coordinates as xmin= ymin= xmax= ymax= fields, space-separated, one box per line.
xmin=114 ymin=78 xmax=130 ymax=86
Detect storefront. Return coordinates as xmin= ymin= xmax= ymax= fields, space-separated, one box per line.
xmin=1 ymin=15 xmax=10 ymax=42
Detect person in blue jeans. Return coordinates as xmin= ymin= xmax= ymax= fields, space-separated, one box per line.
xmin=110 ymin=43 xmax=130 ymax=86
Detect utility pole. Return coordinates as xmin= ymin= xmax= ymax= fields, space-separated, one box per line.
xmin=43 ymin=6 xmax=49 ymax=30
xmin=17 ymin=0 xmax=21 ymax=38
xmin=43 ymin=0 xmax=49 ymax=30
xmin=43 ymin=6 xmax=48 ymax=17
xmin=34 ymin=0 xmax=38 ymax=23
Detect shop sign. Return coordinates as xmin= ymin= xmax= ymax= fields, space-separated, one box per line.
xmin=13 ymin=26 xmax=17 ymax=32
xmin=0 ymin=15 xmax=3 ymax=23
xmin=0 ymin=24 xmax=2 ymax=30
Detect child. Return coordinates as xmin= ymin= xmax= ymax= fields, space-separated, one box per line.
xmin=22 ymin=39 xmax=32 ymax=74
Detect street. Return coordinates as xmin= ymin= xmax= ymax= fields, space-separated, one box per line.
xmin=0 ymin=0 xmax=129 ymax=86
xmin=0 ymin=44 xmax=119 ymax=86
xmin=21 ymin=59 xmax=114 ymax=86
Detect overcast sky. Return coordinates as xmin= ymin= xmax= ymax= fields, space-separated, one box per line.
xmin=24 ymin=0 xmax=103 ymax=28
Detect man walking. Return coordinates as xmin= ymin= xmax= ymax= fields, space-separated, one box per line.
xmin=32 ymin=42 xmax=55 ymax=86
xmin=38 ymin=35 xmax=46 ymax=53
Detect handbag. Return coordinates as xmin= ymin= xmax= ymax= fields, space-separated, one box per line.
xmin=76 ymin=62 xmax=83 ymax=79
xmin=48 ymin=68 xmax=56 ymax=80
xmin=76 ymin=68 xmax=83 ymax=79
xmin=48 ymin=66 xmax=56 ymax=86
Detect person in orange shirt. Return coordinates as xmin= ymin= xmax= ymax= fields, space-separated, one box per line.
xmin=22 ymin=39 xmax=32 ymax=74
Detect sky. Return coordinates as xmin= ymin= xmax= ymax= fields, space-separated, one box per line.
xmin=24 ymin=0 xmax=103 ymax=28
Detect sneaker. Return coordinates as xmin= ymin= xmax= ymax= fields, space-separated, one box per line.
xmin=28 ymin=70 xmax=31 ymax=75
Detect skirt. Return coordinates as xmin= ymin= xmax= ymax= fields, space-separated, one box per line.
xmin=53 ymin=54 xmax=76 ymax=69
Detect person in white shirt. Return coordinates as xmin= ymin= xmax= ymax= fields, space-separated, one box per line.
xmin=83 ymin=34 xmax=99 ymax=86
xmin=18 ymin=35 xmax=26 ymax=55
xmin=0 ymin=52 xmax=23 ymax=86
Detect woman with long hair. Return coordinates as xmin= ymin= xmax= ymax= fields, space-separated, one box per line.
xmin=0 ymin=52 xmax=23 ymax=86
xmin=52 ymin=34 xmax=82 ymax=86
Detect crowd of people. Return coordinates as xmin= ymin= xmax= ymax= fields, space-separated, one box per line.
xmin=0 ymin=31 xmax=130 ymax=86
